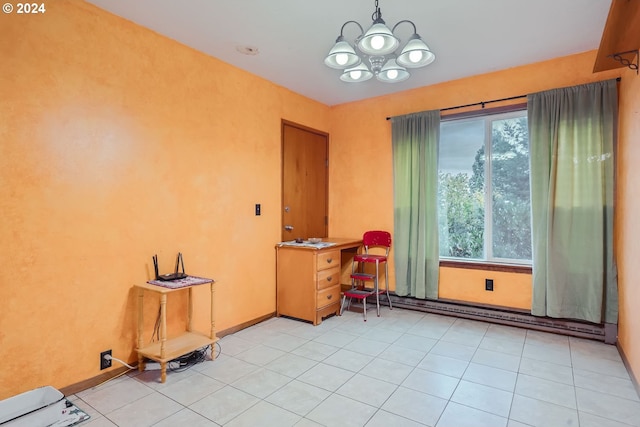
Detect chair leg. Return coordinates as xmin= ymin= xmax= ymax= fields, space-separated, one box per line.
xmin=385 ymin=262 xmax=392 ymax=310
xmin=363 ymin=297 xmax=367 ymax=321
xmin=340 ymin=294 xmax=347 ymax=315
xmin=375 ymin=261 xmax=380 ymax=317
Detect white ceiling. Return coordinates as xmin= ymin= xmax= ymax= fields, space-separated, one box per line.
xmin=84 ymin=0 xmax=612 ymax=106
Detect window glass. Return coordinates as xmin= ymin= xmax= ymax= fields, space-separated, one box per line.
xmin=438 ymin=110 xmax=531 ymax=263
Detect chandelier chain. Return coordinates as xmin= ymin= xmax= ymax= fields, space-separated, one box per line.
xmin=372 ymin=0 xmax=381 ymax=21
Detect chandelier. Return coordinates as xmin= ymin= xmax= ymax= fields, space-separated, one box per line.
xmin=324 ymin=0 xmax=435 ymax=83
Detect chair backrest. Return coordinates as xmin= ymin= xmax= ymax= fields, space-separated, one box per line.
xmin=363 ymin=230 xmax=391 ymax=254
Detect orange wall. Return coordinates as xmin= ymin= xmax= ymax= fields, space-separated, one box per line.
xmin=616 ymin=66 xmax=640 ymax=385
xmin=438 ymin=268 xmax=531 ymax=310
xmin=0 ymin=0 xmax=329 ymax=398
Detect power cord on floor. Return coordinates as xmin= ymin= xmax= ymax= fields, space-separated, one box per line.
xmin=102 ymin=341 xmax=221 ymax=378
xmin=92 ymin=369 xmax=131 ymax=389
xmin=92 ymin=354 xmax=136 ymax=389
xmin=91 ymin=342 xmax=220 ymax=391
xmin=167 ymin=344 xmax=212 ymax=372
xmin=103 ymin=354 xmax=136 ymax=370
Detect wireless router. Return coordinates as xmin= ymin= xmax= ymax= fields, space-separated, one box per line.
xmin=153 ymin=253 xmax=187 ymax=281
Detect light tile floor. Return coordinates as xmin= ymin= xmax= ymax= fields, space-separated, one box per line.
xmin=71 ymin=307 xmax=640 ymax=427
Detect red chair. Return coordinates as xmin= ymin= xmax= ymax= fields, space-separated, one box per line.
xmin=340 ymin=230 xmax=393 ymax=321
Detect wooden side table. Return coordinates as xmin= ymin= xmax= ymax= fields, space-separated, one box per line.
xmin=134 ymin=276 xmax=217 ymax=383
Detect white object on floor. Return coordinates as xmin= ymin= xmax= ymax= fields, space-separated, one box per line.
xmin=145 ymin=361 xmax=181 ymax=371
xmin=0 ymin=386 xmax=67 ymax=427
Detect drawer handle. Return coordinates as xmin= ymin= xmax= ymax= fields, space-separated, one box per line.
xmin=327 ymin=294 xmax=332 ymax=300
xmin=327 ymin=276 xmax=332 ymax=282
xmin=326 ymin=258 xmax=333 ymax=263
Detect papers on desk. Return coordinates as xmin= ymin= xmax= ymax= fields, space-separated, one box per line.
xmin=278 ymin=240 xmax=337 ymax=249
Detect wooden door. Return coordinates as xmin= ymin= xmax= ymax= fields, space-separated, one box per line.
xmin=281 ymin=121 xmax=328 ymax=242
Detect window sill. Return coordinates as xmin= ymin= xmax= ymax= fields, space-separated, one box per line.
xmin=439 ymin=259 xmax=532 ymax=274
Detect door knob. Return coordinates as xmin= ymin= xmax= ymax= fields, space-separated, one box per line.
xmin=284 ymin=225 xmax=294 ymax=231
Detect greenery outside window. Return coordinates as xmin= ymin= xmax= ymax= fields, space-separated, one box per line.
xmin=438 ymin=109 xmax=531 ymax=264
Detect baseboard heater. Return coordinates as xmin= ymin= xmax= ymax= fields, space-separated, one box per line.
xmin=386 ymin=294 xmax=614 ymax=343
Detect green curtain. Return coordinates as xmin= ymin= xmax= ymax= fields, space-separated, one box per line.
xmin=391 ymin=111 xmax=440 ymax=299
xmin=528 ymin=79 xmax=618 ymax=324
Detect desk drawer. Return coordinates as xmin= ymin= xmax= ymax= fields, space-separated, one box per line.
xmin=317 ymin=267 xmax=340 ymax=290
xmin=317 ymin=285 xmax=340 ymax=309
xmin=317 ymin=250 xmax=340 ymax=271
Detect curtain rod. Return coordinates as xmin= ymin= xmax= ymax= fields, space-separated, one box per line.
xmin=385 ymin=94 xmax=525 ymax=120
xmin=385 ymin=77 xmax=621 ymax=120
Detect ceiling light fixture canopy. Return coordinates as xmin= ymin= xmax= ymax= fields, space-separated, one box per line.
xmin=324 ymin=0 xmax=435 ymax=83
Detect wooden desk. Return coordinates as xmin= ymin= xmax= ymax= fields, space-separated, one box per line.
xmin=134 ymin=277 xmax=217 ymax=383
xmin=276 ymin=238 xmax=361 ymax=325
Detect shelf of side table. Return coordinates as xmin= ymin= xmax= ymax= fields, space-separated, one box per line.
xmin=134 ymin=277 xmax=217 ymax=383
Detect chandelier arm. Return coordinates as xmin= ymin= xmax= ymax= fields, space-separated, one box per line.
xmin=340 ymin=20 xmax=364 ymax=38
xmin=391 ymin=19 xmax=418 ymax=35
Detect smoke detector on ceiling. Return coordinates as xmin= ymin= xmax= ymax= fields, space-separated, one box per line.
xmin=236 ymin=45 xmax=259 ymax=56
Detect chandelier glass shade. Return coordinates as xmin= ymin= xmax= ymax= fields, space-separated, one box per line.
xmin=340 ymin=63 xmax=374 ymax=82
xmin=324 ymin=0 xmax=435 ymax=83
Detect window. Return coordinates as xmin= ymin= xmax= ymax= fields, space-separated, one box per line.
xmin=438 ymin=109 xmax=531 ymax=263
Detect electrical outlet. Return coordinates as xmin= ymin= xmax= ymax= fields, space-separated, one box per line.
xmin=100 ymin=349 xmax=112 ymax=370
xmin=485 ymin=279 xmax=494 ymax=291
